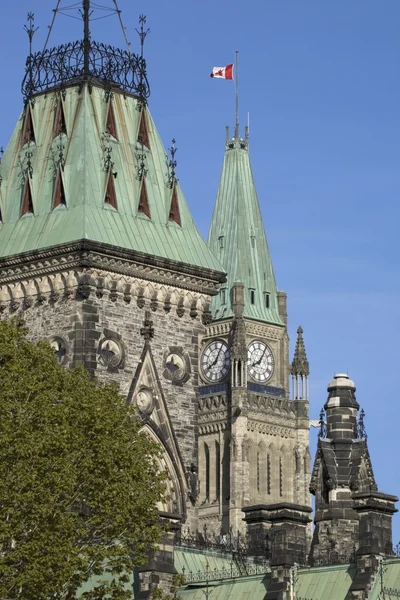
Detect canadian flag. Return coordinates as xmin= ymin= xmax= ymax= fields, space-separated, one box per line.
xmin=210 ymin=64 xmax=234 ymax=80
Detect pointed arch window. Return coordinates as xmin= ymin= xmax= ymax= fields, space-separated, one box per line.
xmin=104 ymin=174 xmax=118 ymax=210
xmin=21 ymin=107 xmax=35 ymax=146
xmin=106 ymin=101 xmax=118 ymax=140
xmin=215 ymin=441 xmax=220 ymax=501
xmin=138 ymin=110 xmax=150 ymax=148
xmin=169 ymin=185 xmax=181 ymax=226
xmin=138 ymin=180 xmax=150 ymax=218
xmin=204 ymin=443 xmax=210 ymax=502
xmin=21 ymin=179 xmax=34 ymax=216
xmin=53 ymin=101 xmax=67 ymax=138
xmin=52 ymin=168 xmax=67 ymax=209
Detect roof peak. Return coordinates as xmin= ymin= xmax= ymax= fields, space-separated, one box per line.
xmin=225 ymin=125 xmax=249 ymax=151
xmin=208 ymin=127 xmax=283 ymax=325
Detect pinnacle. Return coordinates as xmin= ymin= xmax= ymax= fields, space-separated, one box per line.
xmin=291 ymin=325 xmax=309 ymax=376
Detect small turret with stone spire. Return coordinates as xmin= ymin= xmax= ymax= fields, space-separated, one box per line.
xmin=291 ymin=326 xmax=309 ymax=400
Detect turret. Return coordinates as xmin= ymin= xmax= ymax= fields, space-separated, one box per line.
xmin=291 ymin=326 xmax=309 ymax=400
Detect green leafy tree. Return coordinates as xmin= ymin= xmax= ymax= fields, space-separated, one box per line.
xmin=0 ymin=320 xmax=166 ymax=600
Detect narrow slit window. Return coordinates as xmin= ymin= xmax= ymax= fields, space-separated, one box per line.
xmin=264 ymin=292 xmax=270 ymax=309
xmin=250 ymin=289 xmax=255 ymax=305
xmin=221 ymin=288 xmax=226 ymax=304
xmin=205 ymin=444 xmax=210 ymax=502
xmin=251 ymin=235 xmax=256 ymax=249
xmin=218 ymin=235 xmax=224 ymax=249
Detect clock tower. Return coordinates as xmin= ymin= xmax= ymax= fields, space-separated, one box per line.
xmin=197 ymin=127 xmax=311 ymax=534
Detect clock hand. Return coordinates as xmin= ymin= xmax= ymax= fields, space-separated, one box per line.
xmin=209 ymin=346 xmax=223 ymax=368
xmin=252 ymin=346 xmax=267 ymax=367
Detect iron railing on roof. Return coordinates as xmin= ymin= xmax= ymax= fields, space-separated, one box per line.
xmin=175 ymin=529 xmax=252 ymax=554
xmin=182 ymin=562 xmax=270 ymax=584
xmin=21 ymin=40 xmax=149 ymax=102
xmin=382 ymin=588 xmax=400 ymax=598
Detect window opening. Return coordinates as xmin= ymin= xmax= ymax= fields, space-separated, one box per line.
xmin=205 ymin=444 xmax=210 ymax=502
xmin=215 ymin=441 xmax=220 ymax=501
xmin=21 ymin=179 xmax=34 ymax=216
xmin=221 ymin=288 xmax=226 ymax=304
xmin=104 ymin=174 xmax=118 ymax=210
xmin=138 ymin=180 xmax=151 ymax=218
xmin=53 ymin=101 xmax=67 ymax=138
xmin=169 ymin=185 xmax=181 ymax=226
xmin=106 ymin=101 xmax=118 ymax=140
xmin=138 ymin=110 xmax=150 ymax=148
xmin=52 ymin=169 xmax=67 ymax=209
xmin=250 ymin=289 xmax=255 ymax=305
xmin=264 ymin=292 xmax=270 ymax=309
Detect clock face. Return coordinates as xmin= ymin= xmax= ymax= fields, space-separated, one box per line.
xmin=201 ymin=340 xmax=230 ymax=382
xmin=247 ymin=340 xmax=274 ymax=383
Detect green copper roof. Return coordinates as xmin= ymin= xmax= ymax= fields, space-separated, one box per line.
xmin=0 ymin=85 xmax=223 ymax=274
xmin=208 ymin=134 xmax=283 ymax=325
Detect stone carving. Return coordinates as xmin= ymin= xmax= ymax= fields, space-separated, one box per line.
xmin=186 ymin=463 xmax=199 ymax=504
xmin=97 ymin=331 xmax=125 ymax=370
xmin=163 ymin=347 xmax=191 ymax=384
xmin=49 ymin=335 xmax=69 ymax=365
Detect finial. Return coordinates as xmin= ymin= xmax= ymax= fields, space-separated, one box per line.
xmin=24 ymin=13 xmax=38 ymax=101
xmin=82 ymin=0 xmax=91 ymax=79
xmin=0 ymin=147 xmax=3 ymax=189
xmin=136 ymin=15 xmax=150 ymax=60
xmin=102 ymin=133 xmax=114 ymax=173
xmin=167 ymin=138 xmax=178 ymax=189
xmin=24 ymin=12 xmax=38 ymax=57
xmin=135 ymin=139 xmax=147 ymax=181
xmin=291 ymin=325 xmax=310 ymax=376
xmin=226 ymin=126 xmax=229 ymax=143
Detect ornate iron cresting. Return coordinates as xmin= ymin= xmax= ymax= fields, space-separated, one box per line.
xmin=318 ymin=408 xmax=328 ymax=438
xmin=182 ymin=563 xmax=269 ymax=584
xmin=353 ymin=408 xmax=368 ymax=440
xmin=22 ymin=39 xmax=150 ymax=102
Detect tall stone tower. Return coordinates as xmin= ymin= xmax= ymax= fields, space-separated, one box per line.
xmin=0 ymin=4 xmax=225 ymax=537
xmin=197 ymin=127 xmax=311 ymax=534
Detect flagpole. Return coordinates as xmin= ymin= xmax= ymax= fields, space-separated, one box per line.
xmin=235 ymin=50 xmax=239 ymax=138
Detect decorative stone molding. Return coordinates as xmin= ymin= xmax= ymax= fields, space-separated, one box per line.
xmin=0 ymin=269 xmax=212 ymax=322
xmin=199 ymin=422 xmax=227 ymax=435
xmin=205 ymin=321 xmax=231 ymax=338
xmin=247 ymin=421 xmax=295 ymax=438
xmin=0 ymin=241 xmax=224 ymax=295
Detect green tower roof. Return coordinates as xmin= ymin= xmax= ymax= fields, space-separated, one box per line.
xmin=0 ymin=84 xmax=223 ymax=277
xmin=208 ymin=132 xmax=283 ymax=325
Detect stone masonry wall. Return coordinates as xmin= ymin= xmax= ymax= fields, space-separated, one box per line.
xmin=0 ymin=268 xmax=211 ymax=527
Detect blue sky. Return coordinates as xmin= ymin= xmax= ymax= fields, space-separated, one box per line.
xmin=0 ymin=1 xmax=399 ymax=541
